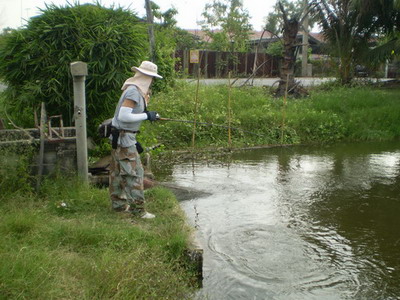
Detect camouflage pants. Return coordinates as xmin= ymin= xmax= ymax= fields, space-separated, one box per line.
xmin=109 ymin=144 xmax=145 ymax=214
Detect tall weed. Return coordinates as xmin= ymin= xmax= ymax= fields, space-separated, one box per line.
xmin=142 ymin=83 xmax=400 ymax=149
xmin=0 ymin=176 xmax=197 ymax=298
xmin=0 ymin=146 xmax=34 ymax=198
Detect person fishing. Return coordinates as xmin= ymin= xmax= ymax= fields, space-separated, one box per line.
xmin=109 ymin=61 xmax=162 ymax=219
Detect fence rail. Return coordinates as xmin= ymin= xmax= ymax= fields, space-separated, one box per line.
xmin=175 ymin=50 xmax=280 ymax=78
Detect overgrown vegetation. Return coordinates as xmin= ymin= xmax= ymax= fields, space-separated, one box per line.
xmin=0 ymin=147 xmax=197 ymax=298
xmin=0 ymin=3 xmax=149 ymax=136
xmin=313 ymin=0 xmax=400 ymax=84
xmin=138 ymin=82 xmax=400 ymax=150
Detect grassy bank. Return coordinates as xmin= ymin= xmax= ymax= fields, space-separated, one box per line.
xmin=1 ymin=82 xmax=399 ymax=298
xmin=141 ymin=82 xmax=400 ymax=150
xmin=0 ymin=151 xmax=197 ymax=299
xmin=2 ymin=81 xmax=399 ymax=153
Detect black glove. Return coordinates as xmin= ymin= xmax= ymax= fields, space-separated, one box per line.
xmin=146 ymin=111 xmax=160 ymax=121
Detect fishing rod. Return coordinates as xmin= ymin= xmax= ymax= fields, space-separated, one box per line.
xmin=158 ymin=117 xmax=265 ymax=137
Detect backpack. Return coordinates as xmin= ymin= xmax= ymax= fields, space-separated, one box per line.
xmin=98 ymin=118 xmax=113 ymax=138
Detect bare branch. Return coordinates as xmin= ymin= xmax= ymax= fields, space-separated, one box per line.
xmin=264 ymin=28 xmax=282 ymax=41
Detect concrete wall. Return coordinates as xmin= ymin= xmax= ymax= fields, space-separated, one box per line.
xmin=31 ymin=139 xmax=77 ymax=176
xmin=0 ymin=128 xmax=77 ymax=176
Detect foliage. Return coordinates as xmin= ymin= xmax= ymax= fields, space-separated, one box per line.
xmin=0 ymin=3 xmax=148 ymax=136
xmin=199 ymin=0 xmax=253 ymax=52
xmin=308 ymin=58 xmax=337 ymax=77
xmin=266 ymin=40 xmax=284 ymax=57
xmin=0 ymin=28 xmax=13 ymax=54
xmin=152 ymin=27 xmax=177 ymax=92
xmin=288 ymin=108 xmax=346 ymax=142
xmin=264 ymin=0 xmax=307 ymax=34
xmin=148 ymin=2 xmax=193 ymax=91
xmin=365 ymin=32 xmax=400 ymax=70
xmin=313 ymin=0 xmax=373 ymax=84
xmin=174 ymin=28 xmax=203 ymax=51
xmin=137 ymin=82 xmax=400 ymax=151
xmin=0 ymin=146 xmax=35 ymax=197
xmin=151 ymin=1 xmax=178 ymax=28
xmin=352 ymin=0 xmax=400 ymax=33
xmin=150 ymin=0 xmax=203 ymax=57
xmin=313 ymin=0 xmax=400 ymax=84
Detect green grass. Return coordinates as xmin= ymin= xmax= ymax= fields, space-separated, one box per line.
xmin=140 ymin=83 xmax=400 ymax=149
xmin=300 ymin=87 xmax=400 ymax=141
xmin=0 ymin=168 xmax=197 ymax=299
xmin=2 ymin=82 xmax=400 ymax=298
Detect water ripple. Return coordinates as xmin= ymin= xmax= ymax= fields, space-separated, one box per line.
xmin=176 ymin=142 xmax=400 ymax=300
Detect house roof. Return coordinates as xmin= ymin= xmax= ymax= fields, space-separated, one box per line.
xmin=248 ymin=31 xmax=325 ymax=43
xmin=249 ymin=31 xmax=275 ymax=40
xmin=185 ymin=29 xmax=325 ymax=44
xmin=309 ymin=32 xmax=325 ymax=43
xmin=185 ymin=29 xmax=214 ymax=42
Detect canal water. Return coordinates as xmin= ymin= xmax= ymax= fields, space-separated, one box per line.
xmin=162 ymin=141 xmax=400 ymax=300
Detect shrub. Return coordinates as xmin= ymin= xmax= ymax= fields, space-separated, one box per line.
xmin=0 ymin=3 xmax=148 ymax=136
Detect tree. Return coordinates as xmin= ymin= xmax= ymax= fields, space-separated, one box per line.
xmin=145 ymin=0 xmax=156 ymax=62
xmin=265 ymin=0 xmax=304 ymax=34
xmin=356 ymin=0 xmax=400 ymax=66
xmin=147 ymin=1 xmax=182 ymax=91
xmin=149 ymin=1 xmax=201 ymax=51
xmin=0 ymin=4 xmax=148 ymax=135
xmin=313 ymin=0 xmax=377 ymax=84
xmin=200 ymin=0 xmax=253 ymax=52
xmin=265 ymin=0 xmax=314 ymax=96
xmin=174 ymin=28 xmax=203 ymax=51
xmin=313 ymin=0 xmax=400 ymax=84
xmin=151 ymin=2 xmax=178 ymax=28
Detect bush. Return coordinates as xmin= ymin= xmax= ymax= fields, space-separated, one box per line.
xmin=0 ymin=3 xmax=148 ymax=136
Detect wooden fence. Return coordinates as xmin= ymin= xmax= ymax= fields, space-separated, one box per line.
xmin=175 ymin=50 xmax=280 ymax=78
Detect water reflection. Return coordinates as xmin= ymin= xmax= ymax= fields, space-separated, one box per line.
xmin=166 ymin=142 xmax=400 ymax=299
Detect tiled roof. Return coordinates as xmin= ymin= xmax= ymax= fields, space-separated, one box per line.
xmin=185 ymin=29 xmax=325 ymax=43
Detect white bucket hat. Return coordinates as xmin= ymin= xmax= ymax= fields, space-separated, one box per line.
xmin=131 ymin=61 xmax=163 ymax=78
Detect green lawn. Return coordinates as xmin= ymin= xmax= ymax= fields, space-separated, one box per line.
xmin=0 ymin=163 xmax=197 ymax=299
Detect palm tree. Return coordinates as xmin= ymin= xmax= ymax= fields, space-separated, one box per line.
xmin=314 ymin=0 xmax=370 ymax=84
xmin=266 ymin=0 xmax=315 ymax=96
xmin=359 ymin=0 xmax=400 ymax=66
xmin=314 ymin=0 xmax=399 ymax=84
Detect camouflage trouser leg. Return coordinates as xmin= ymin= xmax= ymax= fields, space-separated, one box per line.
xmin=109 ymin=144 xmax=145 ymax=215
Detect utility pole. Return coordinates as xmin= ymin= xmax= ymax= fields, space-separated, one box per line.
xmin=301 ymin=0 xmax=309 ymax=77
xmin=145 ymin=0 xmax=156 ymax=62
xmin=70 ymin=61 xmax=88 ymax=183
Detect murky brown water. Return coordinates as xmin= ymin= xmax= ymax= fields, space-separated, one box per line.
xmin=162 ymin=142 xmax=400 ymax=300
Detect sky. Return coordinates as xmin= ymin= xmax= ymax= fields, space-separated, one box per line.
xmin=0 ymin=0 xmax=276 ymax=32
